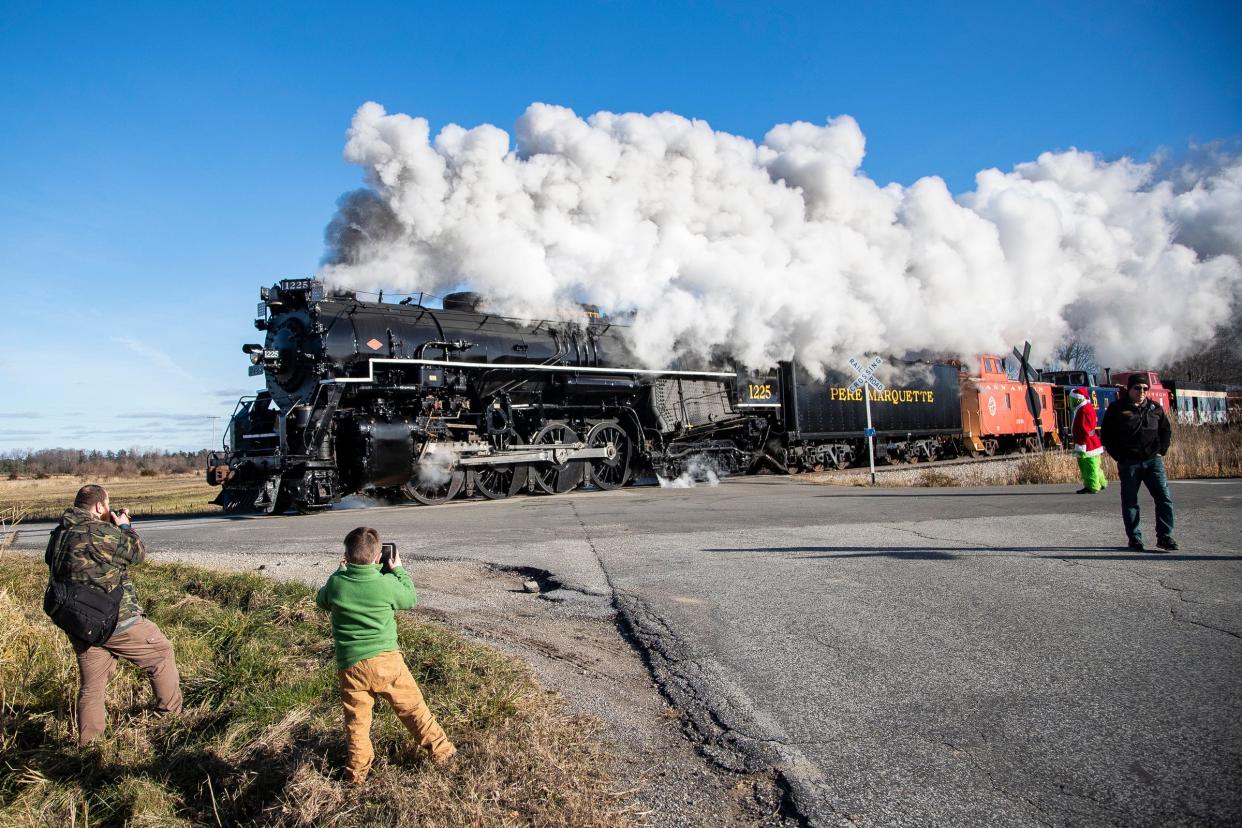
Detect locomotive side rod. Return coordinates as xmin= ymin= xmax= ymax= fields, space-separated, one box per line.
xmin=421 ymin=441 xmax=617 ymax=467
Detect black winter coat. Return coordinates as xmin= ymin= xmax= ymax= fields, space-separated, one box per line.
xmin=1100 ymin=397 xmax=1172 ymax=463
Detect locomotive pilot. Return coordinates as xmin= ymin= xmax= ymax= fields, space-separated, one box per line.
xmin=1069 ymin=387 xmax=1107 ymax=495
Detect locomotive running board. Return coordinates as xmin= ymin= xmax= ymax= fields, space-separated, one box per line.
xmin=317 ymin=357 xmax=735 ymax=383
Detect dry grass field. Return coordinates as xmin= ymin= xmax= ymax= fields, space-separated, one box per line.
xmin=0 ymin=474 xmax=221 ymax=520
xmin=0 ymin=556 xmax=632 ymax=827
xmin=6 ymin=428 xmax=1237 ymax=515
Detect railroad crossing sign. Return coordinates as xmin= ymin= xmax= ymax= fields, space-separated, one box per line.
xmin=847 ymin=356 xmax=885 ymax=484
xmin=848 ymin=355 xmax=886 ymax=393
xmin=1011 ymin=341 xmax=1045 ymax=446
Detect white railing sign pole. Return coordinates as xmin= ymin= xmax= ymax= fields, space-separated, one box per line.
xmin=864 ymin=385 xmax=876 ymax=485
xmin=848 ymin=355 xmax=885 ymax=486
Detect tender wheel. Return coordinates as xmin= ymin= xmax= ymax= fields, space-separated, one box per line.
xmin=585 ymin=421 xmax=632 ymax=490
xmin=268 ymin=490 xmax=292 ymax=515
xmin=530 ymin=422 xmax=585 ymax=494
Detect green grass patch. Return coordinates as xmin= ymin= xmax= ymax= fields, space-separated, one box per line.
xmin=0 ymin=558 xmax=630 ymax=827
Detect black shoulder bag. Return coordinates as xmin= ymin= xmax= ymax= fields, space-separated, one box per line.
xmin=42 ymin=527 xmax=124 ymax=645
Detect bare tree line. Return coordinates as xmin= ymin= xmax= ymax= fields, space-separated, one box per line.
xmin=1053 ymin=316 xmax=1242 ymax=385
xmin=1 ymin=449 xmax=211 ymax=478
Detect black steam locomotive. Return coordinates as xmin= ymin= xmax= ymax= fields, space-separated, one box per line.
xmin=209 ymin=279 xmax=767 ymax=513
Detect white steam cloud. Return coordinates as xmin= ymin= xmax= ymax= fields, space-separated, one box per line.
xmin=320 ymin=101 xmax=1242 ymax=371
xmin=416 ymin=443 xmax=458 ymax=487
xmin=657 ymin=455 xmax=723 ymax=489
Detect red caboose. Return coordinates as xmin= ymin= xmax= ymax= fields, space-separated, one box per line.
xmin=1110 ymin=371 xmax=1171 ymax=410
xmin=960 ymin=355 xmax=1059 ymax=454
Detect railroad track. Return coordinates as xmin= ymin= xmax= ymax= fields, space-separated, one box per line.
xmin=803 ymin=448 xmax=1069 ymax=478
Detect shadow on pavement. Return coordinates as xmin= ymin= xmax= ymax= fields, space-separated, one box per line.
xmin=703 ymin=545 xmax=1242 ymax=562
xmin=814 ymin=491 xmax=1089 ymax=498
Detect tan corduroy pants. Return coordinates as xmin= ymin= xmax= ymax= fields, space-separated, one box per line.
xmin=339 ymin=649 xmax=455 ymax=783
xmin=71 ymin=617 xmax=183 ymax=746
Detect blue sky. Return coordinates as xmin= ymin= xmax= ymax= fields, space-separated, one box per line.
xmin=1 ymin=0 xmax=1239 ymax=451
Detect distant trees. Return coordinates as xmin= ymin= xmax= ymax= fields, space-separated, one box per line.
xmin=0 ymin=449 xmax=211 ymax=478
xmin=1052 ymin=340 xmax=1099 ymax=375
xmin=1158 ymin=316 xmax=1242 ymax=385
xmin=1054 ymin=316 xmax=1242 ymax=386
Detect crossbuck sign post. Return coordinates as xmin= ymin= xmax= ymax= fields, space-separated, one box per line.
xmin=848 ymin=356 xmax=886 ymax=485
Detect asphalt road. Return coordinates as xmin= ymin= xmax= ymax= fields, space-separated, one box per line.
xmin=12 ymin=477 xmax=1241 ymax=826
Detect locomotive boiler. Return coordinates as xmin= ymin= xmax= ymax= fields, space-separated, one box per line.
xmin=209 ymin=279 xmax=764 ymax=513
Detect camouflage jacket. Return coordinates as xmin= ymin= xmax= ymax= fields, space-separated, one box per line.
xmin=45 ymin=506 xmax=146 ymax=626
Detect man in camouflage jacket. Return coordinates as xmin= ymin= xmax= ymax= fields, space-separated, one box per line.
xmin=45 ymin=484 xmax=182 ymax=745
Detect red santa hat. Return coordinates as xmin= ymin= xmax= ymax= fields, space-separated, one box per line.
xmin=1070 ymin=386 xmax=1090 ymax=400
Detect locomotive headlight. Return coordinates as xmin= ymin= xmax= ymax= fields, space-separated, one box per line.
xmin=243 ymin=343 xmax=264 ymax=365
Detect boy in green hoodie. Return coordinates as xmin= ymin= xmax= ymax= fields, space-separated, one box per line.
xmin=316 ymin=526 xmax=456 ymax=783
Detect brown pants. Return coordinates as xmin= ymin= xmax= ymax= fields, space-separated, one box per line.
xmin=339 ymin=650 xmax=455 ymax=782
xmin=72 ymin=617 xmax=183 ymax=746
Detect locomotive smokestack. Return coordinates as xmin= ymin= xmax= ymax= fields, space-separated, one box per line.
xmin=319 ymin=101 xmax=1242 ymax=373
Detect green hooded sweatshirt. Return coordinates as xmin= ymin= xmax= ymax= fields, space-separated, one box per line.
xmin=315 ymin=564 xmax=416 ymax=669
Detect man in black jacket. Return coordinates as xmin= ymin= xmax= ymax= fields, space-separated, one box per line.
xmin=1100 ymin=374 xmax=1176 ymax=552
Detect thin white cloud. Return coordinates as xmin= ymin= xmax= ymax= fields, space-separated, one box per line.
xmin=117 ymin=413 xmax=214 ymax=422
xmin=111 ymin=337 xmax=194 ymax=379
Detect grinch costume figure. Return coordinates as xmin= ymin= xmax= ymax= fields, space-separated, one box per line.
xmin=1070 ymin=387 xmax=1107 ymax=494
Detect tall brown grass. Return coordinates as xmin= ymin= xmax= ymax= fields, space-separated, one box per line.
xmin=0 ymin=558 xmax=632 ymax=827
xmin=1013 ymin=425 xmax=1242 ymax=485
xmin=0 ymin=506 xmax=26 ymax=553
xmin=822 ymin=425 xmax=1242 ymax=488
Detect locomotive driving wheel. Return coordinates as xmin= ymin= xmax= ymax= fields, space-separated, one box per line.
xmin=403 ymin=444 xmax=465 ymax=505
xmin=469 ymin=464 xmax=528 ymax=500
xmin=530 ymin=422 xmax=585 ymax=494
xmin=585 ymin=421 xmax=632 ymax=490
xmin=468 ymin=435 xmax=528 ymax=500
xmin=403 ymin=471 xmax=465 ymax=505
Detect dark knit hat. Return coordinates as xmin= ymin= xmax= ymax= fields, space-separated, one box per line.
xmin=1127 ymin=373 xmax=1150 ymax=388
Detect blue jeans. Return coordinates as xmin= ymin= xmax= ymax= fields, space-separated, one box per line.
xmin=1117 ymin=456 xmax=1175 ymax=543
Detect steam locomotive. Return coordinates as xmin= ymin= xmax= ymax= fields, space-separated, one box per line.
xmin=208 ymin=279 xmax=766 ymax=513
xmin=212 ymin=278 xmax=1214 ymax=514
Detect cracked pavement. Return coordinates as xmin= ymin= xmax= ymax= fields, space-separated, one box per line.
xmin=9 ymin=476 xmax=1240 ymax=826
